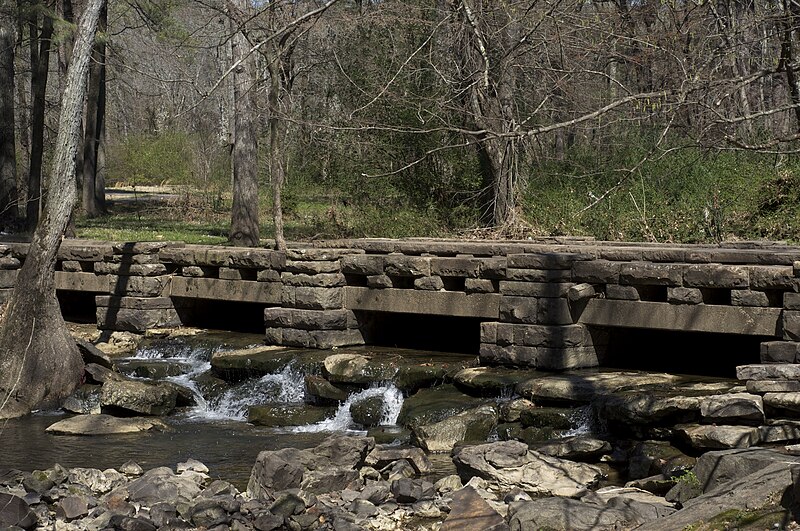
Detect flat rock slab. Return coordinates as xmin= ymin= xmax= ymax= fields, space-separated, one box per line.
xmin=676 ymin=424 xmax=760 ymax=450
xmin=515 ymin=371 xmax=681 ymax=404
xmin=46 ymin=414 xmax=169 ymax=435
xmin=440 ymin=487 xmax=508 ymax=531
xmin=211 ymin=346 xmax=327 ymax=377
xmin=453 ymin=367 xmax=540 ymax=396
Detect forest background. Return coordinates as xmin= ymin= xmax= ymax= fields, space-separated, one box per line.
xmin=2 ymin=0 xmax=800 ymax=248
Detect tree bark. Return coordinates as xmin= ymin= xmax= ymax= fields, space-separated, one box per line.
xmin=26 ymin=10 xmax=53 ymax=231
xmin=0 ymin=11 xmax=17 ymax=225
xmin=82 ymin=2 xmax=107 ymax=217
xmin=0 ymin=0 xmax=104 ymax=419
xmin=267 ymin=52 xmax=286 ymax=251
xmin=228 ymin=0 xmax=260 ymax=247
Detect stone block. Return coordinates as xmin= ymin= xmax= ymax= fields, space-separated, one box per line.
xmin=683 ymin=265 xmax=748 ymax=288
xmin=108 ymin=275 xmax=169 ymax=297
xmin=367 ymin=275 xmax=393 ymax=288
xmin=158 ymin=248 xmax=195 ymax=265
xmin=737 ymin=364 xmax=800 ymax=381
xmin=506 ymin=269 xmax=572 ymax=282
xmin=341 ymin=255 xmax=385 ymax=275
xmin=731 ymin=290 xmax=770 ymax=307
xmin=605 ymin=284 xmax=640 ymax=301
xmin=310 ymin=329 xmax=365 ymax=349
xmin=507 ymin=252 xmax=591 ymax=270
xmin=95 ymin=296 xmax=179 ymax=310
xmin=111 ymin=253 xmax=161 ymax=265
xmin=750 ymin=266 xmax=796 ymax=289
xmin=747 ymin=380 xmax=800 ymax=393
xmin=699 ymin=393 xmax=764 ymax=425
xmin=0 ymin=269 xmax=17 ymax=288
xmin=465 ymin=279 xmax=496 ymax=294
xmin=619 ymin=262 xmax=682 ymax=286
xmin=257 ymin=269 xmax=281 ymax=282
xmin=785 ymin=293 xmax=800 ymax=310
xmin=171 ymin=277 xmax=280 ymax=304
xmin=281 ymin=272 xmax=346 ymax=288
xmin=61 ymin=260 xmax=83 ymax=272
xmin=264 ymin=308 xmax=356 ymax=331
xmin=430 ymin=258 xmax=482 ymax=278
xmin=784 ymin=311 xmax=800 ymax=341
xmin=97 ymin=307 xmax=182 ymax=332
xmin=761 ymin=341 xmax=800 ymax=363
xmin=281 ymin=328 xmax=315 ymax=348
xmin=112 ymin=241 xmax=182 ymax=255
xmin=227 ymin=249 xmax=285 ymax=269
xmin=511 ymin=324 xmax=593 ymax=348
xmin=384 ymin=255 xmax=431 ymax=277
xmin=286 ymin=248 xmax=362 ymax=261
xmin=499 ymin=296 xmax=538 ymax=324
xmin=598 ymin=248 xmax=643 ymax=261
xmin=500 ymin=281 xmax=572 ymax=298
xmin=182 ymin=266 xmax=210 ymax=278
xmin=480 ymin=322 xmax=498 ymax=343
xmin=537 ymin=298 xmax=574 ymax=325
xmin=219 ymin=267 xmax=246 ymax=280
xmin=479 ymin=258 xmax=507 ymax=279
xmin=414 ymin=276 xmax=444 ymax=291
xmin=293 ymin=287 xmax=344 ymax=310
xmin=640 ymin=248 xmax=688 ymax=262
xmin=264 ymin=327 xmax=283 ymax=345
xmin=666 ymin=287 xmax=702 ymax=305
xmin=763 ymin=392 xmax=800 ymax=414
xmin=759 ymin=420 xmax=800 ymax=442
xmin=479 ymin=344 xmax=600 ymax=370
xmin=572 ymin=260 xmax=620 ymax=284
xmin=284 ymin=260 xmax=342 ymax=274
xmin=94 ymin=262 xmax=168 ymax=277
xmin=58 ymin=243 xmax=113 ymax=261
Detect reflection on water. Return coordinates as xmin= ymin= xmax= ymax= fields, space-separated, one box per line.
xmin=0 ymin=413 xmax=329 ymax=489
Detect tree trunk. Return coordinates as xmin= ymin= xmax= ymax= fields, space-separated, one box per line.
xmin=228 ymin=1 xmax=260 ymax=247
xmin=267 ymin=52 xmax=286 ymax=251
xmin=82 ymin=3 xmax=107 ymax=217
xmin=0 ymin=12 xmax=17 ymax=226
xmin=26 ymin=11 xmax=53 ymax=231
xmin=0 ymin=0 xmax=104 ymax=420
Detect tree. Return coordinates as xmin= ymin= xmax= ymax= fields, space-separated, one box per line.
xmin=0 ymin=4 xmax=16 ymax=226
xmin=81 ymin=1 xmax=107 ymax=217
xmin=0 ymin=0 xmax=104 ymax=419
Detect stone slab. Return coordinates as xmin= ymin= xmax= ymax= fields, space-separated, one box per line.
xmin=579 ymin=299 xmax=780 ymax=336
xmin=97 ymin=307 xmax=182 ymax=332
xmin=499 ymin=281 xmax=573 ymax=298
xmin=345 ymin=287 xmax=500 ymax=318
xmin=619 ymin=262 xmax=683 ymax=286
xmin=479 ymin=344 xmax=601 ymax=369
xmin=170 ymin=277 xmax=281 ymax=304
xmin=95 ymin=296 xmax=180 ymax=310
xmin=55 ymin=271 xmax=109 ymax=293
xmin=683 ymin=265 xmax=749 ymax=288
xmin=737 ymin=364 xmax=800 ymax=381
xmin=507 ymin=252 xmax=591 ymax=270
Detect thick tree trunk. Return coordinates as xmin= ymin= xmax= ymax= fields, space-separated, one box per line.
xmin=26 ymin=12 xmax=53 ymax=231
xmin=0 ymin=13 xmax=17 ymax=225
xmin=0 ymin=0 xmax=104 ymax=419
xmin=82 ymin=2 xmax=106 ymax=217
xmin=228 ymin=1 xmax=260 ymax=247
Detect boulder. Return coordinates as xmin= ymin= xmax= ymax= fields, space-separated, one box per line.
xmin=534 ymin=436 xmax=611 ymax=461
xmin=349 ymin=395 xmax=385 ymax=427
xmin=211 ymin=346 xmax=327 ymax=379
xmin=518 ymin=407 xmax=574 ymax=429
xmin=68 ymin=467 xmax=125 ymax=494
xmin=594 ymin=391 xmax=701 ymax=429
xmin=247 ymin=448 xmax=306 ymax=499
xmin=440 ymin=487 xmax=509 ymax=531
xmin=453 ymin=367 xmax=540 ymax=397
xmin=692 ymin=447 xmax=800 ymax=494
xmin=676 ymin=424 xmax=761 ymax=450
xmin=627 ymin=440 xmax=695 ymax=480
xmin=62 ymin=385 xmax=102 ymax=415
xmin=301 ymin=468 xmax=361 ymax=494
xmin=499 ymin=398 xmax=536 ymax=423
xmin=365 ymin=446 xmax=432 ymax=475
xmin=497 ymin=423 xmax=562 ymax=445
xmin=0 ymin=493 xmax=37 ymax=529
xmin=699 ymin=392 xmax=764 ymax=425
xmin=100 ymin=379 xmax=178 ymax=416
xmin=247 ymin=404 xmax=334 ymax=427
xmin=453 ymin=441 xmax=603 ymax=497
xmin=412 ymin=404 xmax=498 ymax=453
xmin=516 ymin=371 xmax=681 ymax=404
xmin=127 ymin=467 xmax=202 ymax=506
xmin=508 ymin=497 xmax=638 ymax=531
xmin=46 ymin=415 xmax=169 ymax=435
xmin=323 ymin=353 xmax=392 ymax=384
xmin=304 ymin=374 xmax=349 ymax=403
xmin=583 ymin=486 xmax=676 ymax=521
xmin=398 ymin=384 xmax=489 ymax=429
xmin=76 ymin=338 xmax=114 ymax=369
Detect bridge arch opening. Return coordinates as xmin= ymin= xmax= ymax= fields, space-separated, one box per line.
xmin=355 ymin=311 xmax=482 ymax=354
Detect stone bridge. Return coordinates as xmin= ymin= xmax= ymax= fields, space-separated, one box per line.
xmin=2 ymin=237 xmax=800 ymax=372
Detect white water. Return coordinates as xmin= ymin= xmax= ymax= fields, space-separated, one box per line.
xmin=563 ymin=405 xmax=594 ymax=437
xmin=294 ymin=384 xmax=404 ymax=433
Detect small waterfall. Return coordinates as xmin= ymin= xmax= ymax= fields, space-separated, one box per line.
xmin=564 ymin=405 xmax=594 ymax=437
xmin=294 ymin=384 xmax=404 ymax=433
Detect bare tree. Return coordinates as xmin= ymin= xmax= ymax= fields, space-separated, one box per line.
xmin=0 ymin=5 xmax=16 ymax=226
xmin=81 ymin=1 xmax=107 ymax=217
xmin=0 ymin=0 xmax=104 ymax=419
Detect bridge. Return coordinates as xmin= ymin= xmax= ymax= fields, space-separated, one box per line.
xmin=1 ymin=237 xmax=799 ymax=373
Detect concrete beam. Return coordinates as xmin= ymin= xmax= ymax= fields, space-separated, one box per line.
xmin=577 ymin=299 xmax=781 ymax=336
xmin=170 ymin=277 xmax=281 ymax=304
xmin=345 ymin=286 xmax=500 ymax=319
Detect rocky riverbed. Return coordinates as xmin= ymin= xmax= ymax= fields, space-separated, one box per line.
xmin=5 ymin=327 xmax=800 ymax=529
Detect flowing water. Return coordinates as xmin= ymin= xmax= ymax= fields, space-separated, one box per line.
xmin=0 ymin=331 xmax=419 ymax=487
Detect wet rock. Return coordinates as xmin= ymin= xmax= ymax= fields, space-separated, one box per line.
xmin=508 ymin=497 xmax=637 ymax=531
xmin=0 ymin=493 xmax=36 ymax=529
xmin=366 ymin=425 xmax=411 ymax=445
xmin=516 ymin=371 xmax=681 ymax=404
xmin=518 ymin=406 xmax=574 ymax=429
xmin=211 ymin=346 xmax=326 ymax=379
xmin=628 ymin=441 xmax=695 ymax=480
xmin=496 ymin=423 xmax=560 ymax=445
xmin=676 ymin=424 xmax=761 ymax=449
xmin=100 ymin=379 xmax=178 ymax=416
xmin=121 ymin=360 xmax=194 ymax=380
xmin=119 ymin=461 xmax=143 ymax=476
xmin=62 ymin=385 xmax=102 ymax=415
xmin=56 ymin=496 xmax=89 ymax=520
xmin=177 ymin=458 xmax=209 ymax=474
xmin=323 ymin=353 xmax=393 ymax=384
xmin=365 ymin=446 xmax=432 ymax=475
xmin=534 ymin=436 xmax=611 ymax=461
xmin=499 ymin=398 xmax=536 ymax=423
xmin=454 ymin=367 xmax=539 ymax=397
xmin=84 ymin=362 xmax=123 ymax=384
xmin=247 ymin=404 xmax=334 ymax=427
xmin=699 ymin=392 xmax=764 ymax=425
xmin=594 ymin=391 xmax=702 ymax=430
xmin=349 ymin=396 xmax=385 ymax=427
xmin=76 ymin=338 xmax=114 ymax=369
xmin=45 ymin=414 xmax=169 ymax=435
xmin=304 ymin=375 xmax=349 ymax=403
xmin=398 ymin=384 xmax=489 ymax=429
xmin=453 ymin=441 xmax=603 ymax=497
xmin=412 ymin=404 xmax=498 ymax=453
